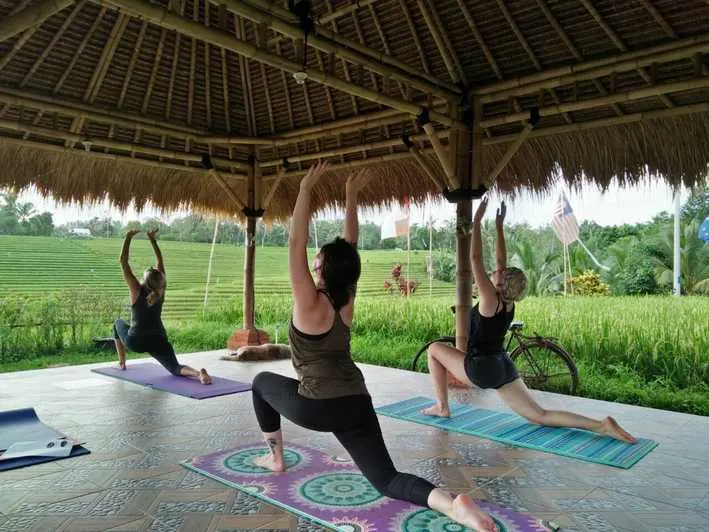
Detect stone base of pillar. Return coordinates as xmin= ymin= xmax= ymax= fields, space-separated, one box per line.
xmin=227 ymin=328 xmax=270 ymax=351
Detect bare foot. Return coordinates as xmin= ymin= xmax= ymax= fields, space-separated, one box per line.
xmin=422 ymin=404 xmax=450 ymax=418
xmin=118 ymin=361 xmax=126 ymax=370
xmin=199 ymin=369 xmax=212 ymax=385
xmin=600 ymin=416 xmax=636 ymax=443
xmin=254 ymin=452 xmax=285 ymax=472
xmin=451 ymin=494 xmax=497 ymax=532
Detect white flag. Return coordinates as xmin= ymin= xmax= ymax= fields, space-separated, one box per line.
xmin=381 ymin=197 xmax=410 ymax=240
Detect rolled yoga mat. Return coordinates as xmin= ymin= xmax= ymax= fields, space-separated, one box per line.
xmin=376 ymin=397 xmax=657 ymax=469
xmin=0 ymin=408 xmax=90 ymax=471
xmin=91 ymin=362 xmax=251 ymax=399
xmin=183 ymin=442 xmax=546 ymax=532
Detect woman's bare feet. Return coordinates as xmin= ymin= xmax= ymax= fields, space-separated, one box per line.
xmin=199 ymin=369 xmax=212 ymax=385
xmin=599 ymin=416 xmax=636 ymax=443
xmin=422 ymin=404 xmax=450 ymax=418
xmin=118 ymin=361 xmax=126 ymax=370
xmin=451 ymin=494 xmax=497 ymax=532
xmin=254 ymin=452 xmax=285 ymax=472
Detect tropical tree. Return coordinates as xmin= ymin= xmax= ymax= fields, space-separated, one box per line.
xmin=510 ymin=237 xmax=563 ymax=295
xmin=644 ymin=219 xmax=709 ymax=294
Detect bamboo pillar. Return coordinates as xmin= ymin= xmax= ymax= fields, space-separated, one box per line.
xmin=227 ymin=149 xmax=270 ymax=351
xmin=448 ymin=101 xmax=475 ymax=388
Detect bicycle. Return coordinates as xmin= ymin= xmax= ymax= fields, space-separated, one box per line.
xmin=410 ymin=310 xmax=579 ymax=395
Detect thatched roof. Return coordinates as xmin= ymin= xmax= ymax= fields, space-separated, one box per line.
xmin=1 ymin=0 xmax=709 ymax=219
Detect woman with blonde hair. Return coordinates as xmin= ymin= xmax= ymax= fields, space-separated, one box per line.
xmin=113 ymin=229 xmax=211 ymax=385
xmin=423 ymin=198 xmax=635 ymax=443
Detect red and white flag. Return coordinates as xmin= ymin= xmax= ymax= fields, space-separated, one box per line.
xmin=381 ymin=196 xmax=410 ymax=240
xmin=551 ymin=193 xmax=579 ymax=245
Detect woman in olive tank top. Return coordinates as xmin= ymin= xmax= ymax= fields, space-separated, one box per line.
xmin=250 ymin=163 xmax=498 ymax=532
xmin=113 ymin=229 xmax=211 ymax=385
xmin=423 ymin=198 xmax=636 ymax=444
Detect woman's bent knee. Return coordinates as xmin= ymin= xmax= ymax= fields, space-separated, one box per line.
xmin=252 ymin=371 xmax=278 ymax=392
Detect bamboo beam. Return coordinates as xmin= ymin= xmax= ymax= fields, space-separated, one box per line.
xmin=406 ymin=142 xmax=445 ymax=191
xmin=166 ymin=31 xmax=181 ymax=118
xmin=480 ymin=76 xmax=709 ymax=128
xmin=187 ymin=0 xmax=198 ymax=125
xmin=317 ymin=0 xmax=378 ymax=25
xmin=476 ymin=36 xmax=709 ymax=101
xmin=495 ymin=0 xmax=540 ymax=72
xmin=142 ymin=28 xmax=168 ymax=114
xmin=19 ymin=1 xmax=84 ymax=87
xmin=0 ymin=135 xmax=212 ymax=174
xmin=0 ymin=118 xmax=251 ymax=173
xmin=118 ymin=21 xmax=148 ymax=108
xmin=0 ymin=0 xmax=74 ymax=42
xmin=220 ymin=48 xmax=231 ymax=132
xmin=366 ymin=2 xmax=406 ymax=98
xmin=483 ymin=102 xmax=709 ymax=146
xmin=234 ymin=17 xmax=255 ymax=137
xmin=0 ymin=90 xmax=203 ymax=137
xmin=422 ymin=123 xmax=456 ymax=187
xmin=243 ymin=151 xmax=257 ymax=330
xmin=579 ymin=0 xmax=673 ymax=108
xmin=455 ymin=0 xmax=501 ymax=79
xmin=262 ymin=166 xmax=285 ymax=208
xmin=399 ymin=0 xmax=430 ymax=75
xmin=324 ymin=0 xmax=359 ymax=115
xmin=204 ymin=2 xmax=213 ymax=129
xmin=486 ymin=121 xmax=533 ymax=184
xmin=54 ymin=6 xmax=106 ymax=94
xmin=639 ymin=0 xmax=677 ymax=38
xmin=415 ymin=0 xmax=464 ymax=84
xmin=101 ymin=0 xmax=462 ymax=126
xmin=261 ymin=131 xmax=448 ymax=167
xmin=207 ymin=168 xmax=246 ymax=210
xmin=84 ymin=14 xmax=128 ymax=103
xmin=241 ymin=0 xmax=460 ymax=97
xmin=0 ymin=25 xmax=39 ymax=71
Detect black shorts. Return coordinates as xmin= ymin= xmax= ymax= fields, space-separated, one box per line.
xmin=463 ymin=351 xmax=519 ymax=389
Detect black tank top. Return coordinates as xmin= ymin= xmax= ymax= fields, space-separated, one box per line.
xmin=129 ymin=285 xmax=166 ymax=336
xmin=468 ymin=297 xmax=514 ymax=355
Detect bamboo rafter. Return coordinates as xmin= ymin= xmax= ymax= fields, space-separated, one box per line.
xmin=118 ymin=21 xmax=148 ymax=109
xmin=142 ymin=28 xmax=168 ymax=115
xmin=0 ymin=0 xmax=74 ymax=42
xmin=415 ymin=0 xmax=465 ymax=84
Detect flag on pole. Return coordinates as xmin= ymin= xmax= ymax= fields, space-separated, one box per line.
xmin=381 ymin=196 xmax=410 ymax=240
xmin=551 ymin=193 xmax=580 ymax=245
xmin=699 ymin=216 xmax=709 ymax=243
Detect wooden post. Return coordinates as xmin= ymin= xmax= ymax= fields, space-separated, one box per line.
xmin=227 ymin=149 xmax=270 ymax=350
xmin=448 ymin=101 xmax=476 ymax=388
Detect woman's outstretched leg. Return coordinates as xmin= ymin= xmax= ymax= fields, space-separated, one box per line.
xmin=497 ymin=378 xmax=636 ymax=443
xmin=114 ymin=338 xmax=127 ymax=370
xmin=422 ymin=342 xmax=470 ymax=418
xmin=152 ymin=339 xmax=212 ymax=384
xmin=334 ymin=410 xmax=496 ymax=532
xmin=113 ymin=320 xmax=130 ymax=370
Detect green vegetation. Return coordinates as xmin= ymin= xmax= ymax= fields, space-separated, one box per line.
xmin=1 ymin=233 xmax=708 ymax=416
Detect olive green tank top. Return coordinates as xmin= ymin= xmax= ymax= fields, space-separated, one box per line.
xmin=288 ymin=309 xmax=369 ymax=400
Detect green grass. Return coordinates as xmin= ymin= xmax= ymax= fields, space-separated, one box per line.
xmin=2 ymin=235 xmax=708 ymax=416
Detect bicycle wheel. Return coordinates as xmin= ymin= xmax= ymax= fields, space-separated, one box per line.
xmin=410 ymin=337 xmax=455 ymax=372
xmin=509 ymin=339 xmax=579 ymax=395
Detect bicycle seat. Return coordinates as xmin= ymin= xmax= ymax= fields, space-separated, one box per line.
xmin=509 ymin=321 xmax=524 ymax=331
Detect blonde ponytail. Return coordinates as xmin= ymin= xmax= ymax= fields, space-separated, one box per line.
xmin=144 ymin=269 xmax=166 ymax=307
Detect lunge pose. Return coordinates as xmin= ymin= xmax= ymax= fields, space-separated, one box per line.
xmin=113 ymin=229 xmax=211 ymax=385
xmin=251 ymin=163 xmax=497 ymax=532
xmin=423 ymin=198 xmax=635 ymax=444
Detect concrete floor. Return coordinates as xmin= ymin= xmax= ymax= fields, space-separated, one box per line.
xmin=1 ymin=351 xmax=708 ymax=531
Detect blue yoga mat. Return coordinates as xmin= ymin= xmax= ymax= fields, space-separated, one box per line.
xmin=0 ymin=408 xmax=90 ymax=471
xmin=376 ymin=397 xmax=657 ymax=469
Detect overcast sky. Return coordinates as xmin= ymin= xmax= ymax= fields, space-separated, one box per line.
xmin=16 ymin=178 xmax=694 ymax=228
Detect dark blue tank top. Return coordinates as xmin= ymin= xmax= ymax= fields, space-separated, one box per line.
xmin=468 ymin=298 xmax=514 ymax=355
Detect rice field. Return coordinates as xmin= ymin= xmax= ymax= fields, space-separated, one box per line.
xmin=3 ymin=235 xmax=708 ymax=414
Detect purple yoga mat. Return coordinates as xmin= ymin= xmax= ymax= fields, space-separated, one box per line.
xmin=91 ymin=363 xmax=251 ymax=399
xmin=184 ymin=442 xmax=546 ymax=531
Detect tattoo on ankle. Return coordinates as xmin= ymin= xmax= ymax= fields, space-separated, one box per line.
xmin=266 ymin=438 xmax=278 ymax=453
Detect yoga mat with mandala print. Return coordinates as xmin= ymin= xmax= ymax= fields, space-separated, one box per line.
xmin=183 ymin=442 xmax=546 ymax=532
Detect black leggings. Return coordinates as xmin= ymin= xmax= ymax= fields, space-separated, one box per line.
xmin=251 ymin=371 xmax=435 ymax=508
xmin=113 ymin=319 xmax=184 ymax=376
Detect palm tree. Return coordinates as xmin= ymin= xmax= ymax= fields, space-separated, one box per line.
xmin=645 ymin=219 xmax=709 ymax=294
xmin=511 ymin=237 xmax=563 ymax=296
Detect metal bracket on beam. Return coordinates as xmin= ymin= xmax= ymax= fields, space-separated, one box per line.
xmin=442 ymin=186 xmax=487 ymax=203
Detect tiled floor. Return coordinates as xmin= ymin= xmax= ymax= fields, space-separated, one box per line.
xmin=1 ymin=351 xmax=708 ymax=531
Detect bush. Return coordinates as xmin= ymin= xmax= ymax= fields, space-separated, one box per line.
xmin=619 ymin=262 xmax=660 ymax=295
xmin=571 ymin=270 xmax=610 ymax=295
xmin=431 ymin=252 xmax=455 ymax=283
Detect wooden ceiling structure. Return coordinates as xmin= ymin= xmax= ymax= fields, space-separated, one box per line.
xmin=1 ymin=0 xmax=709 ymax=348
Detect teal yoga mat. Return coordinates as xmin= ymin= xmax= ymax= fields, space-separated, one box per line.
xmin=376 ymin=397 xmax=657 ymax=469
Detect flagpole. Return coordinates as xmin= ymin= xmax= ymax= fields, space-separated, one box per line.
xmin=563 ymin=242 xmax=567 ymax=296
xmin=203 ymin=217 xmax=219 ymax=312
xmin=407 ymin=210 xmax=411 ymax=300
xmin=428 ymin=202 xmax=433 ymax=298
xmin=673 ymin=190 xmax=681 ymax=297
